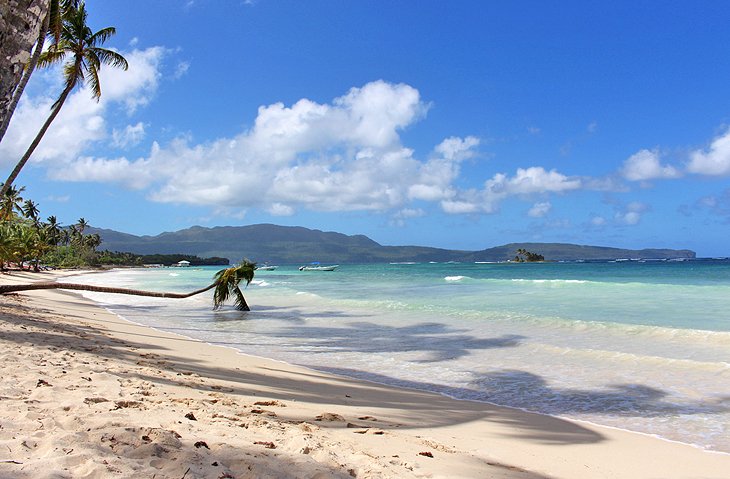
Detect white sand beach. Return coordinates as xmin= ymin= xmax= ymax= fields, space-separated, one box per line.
xmin=1 ymin=270 xmax=729 ymax=479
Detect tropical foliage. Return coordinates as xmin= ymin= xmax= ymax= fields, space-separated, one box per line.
xmin=0 ymin=183 xmax=104 ymax=270
xmin=513 ymin=248 xmax=545 ymax=263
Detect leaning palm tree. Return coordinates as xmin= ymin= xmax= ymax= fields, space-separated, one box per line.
xmin=0 ymin=1 xmax=128 ymax=197
xmin=0 ymin=260 xmax=257 ymax=311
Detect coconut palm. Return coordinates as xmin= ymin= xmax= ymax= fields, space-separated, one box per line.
xmin=0 ymin=260 xmax=257 ymax=311
xmin=82 ymin=232 xmax=101 ymax=250
xmin=0 ymin=1 xmax=128 ymax=197
xmin=75 ymin=217 xmax=88 ymax=234
xmin=21 ymin=199 xmax=40 ymax=224
xmin=0 ymin=184 xmax=25 ymax=221
xmin=44 ymin=215 xmax=62 ymax=245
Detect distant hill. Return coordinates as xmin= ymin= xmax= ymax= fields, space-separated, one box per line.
xmin=89 ymin=223 xmax=696 ymax=264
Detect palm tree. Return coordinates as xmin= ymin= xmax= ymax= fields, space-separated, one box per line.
xmin=0 ymin=1 xmax=128 ymax=197
xmin=0 ymin=184 xmax=25 ymax=221
xmin=45 ymin=215 xmax=62 ymax=245
xmin=83 ymin=232 xmax=101 ymax=250
xmin=0 ymin=260 xmax=257 ymax=311
xmin=76 ymin=217 xmax=88 ymax=235
xmin=21 ymin=199 xmax=40 ymax=224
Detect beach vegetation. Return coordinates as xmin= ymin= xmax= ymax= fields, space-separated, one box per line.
xmin=513 ymin=248 xmax=545 ymax=262
xmin=1 ymin=1 xmax=128 ymax=197
xmin=0 ymin=260 xmax=257 ymax=311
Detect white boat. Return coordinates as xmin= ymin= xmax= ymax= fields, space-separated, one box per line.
xmin=255 ymin=265 xmax=277 ymax=271
xmin=299 ymin=264 xmax=338 ymax=271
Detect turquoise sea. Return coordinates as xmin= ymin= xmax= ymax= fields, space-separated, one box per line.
xmin=71 ymin=260 xmax=730 ymax=453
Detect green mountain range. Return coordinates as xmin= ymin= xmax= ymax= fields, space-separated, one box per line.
xmin=89 ymin=223 xmax=696 ymax=264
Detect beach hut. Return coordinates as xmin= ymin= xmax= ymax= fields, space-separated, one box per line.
xmin=175 ymin=260 xmax=191 ymax=267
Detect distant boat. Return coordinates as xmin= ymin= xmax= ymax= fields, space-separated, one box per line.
xmin=255 ymin=265 xmax=277 ymax=271
xmin=299 ymin=262 xmax=338 ymax=271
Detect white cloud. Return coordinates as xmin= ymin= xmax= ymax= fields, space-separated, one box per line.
xmin=621 ymin=149 xmax=680 ymax=181
xmin=591 ymin=216 xmax=606 ymax=226
xmin=433 ymin=167 xmax=579 ymax=215
xmin=528 ymin=201 xmax=551 ymax=218
xmin=391 ymin=207 xmax=425 ymax=226
xmin=49 ymin=156 xmax=152 ymax=189
xmin=434 ymin=136 xmax=479 ymax=161
xmin=0 ymin=46 xmax=165 ymax=168
xmin=687 ymin=127 xmax=730 ymax=176
xmin=3 ymin=69 xmax=601 ymax=220
xmin=615 ymin=201 xmax=648 ymax=225
xmin=70 ymin=81 xmax=434 ymax=214
xmin=409 ymin=136 xmax=479 ymax=202
xmin=493 ymin=167 xmax=581 ymax=195
xmin=112 ymin=122 xmax=146 ymax=148
xmin=173 ymin=61 xmax=190 ymax=79
xmin=441 ymin=199 xmax=480 ymax=214
xmin=266 ymin=203 xmax=294 ymax=216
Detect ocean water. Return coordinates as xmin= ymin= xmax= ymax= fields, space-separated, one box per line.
xmin=70 ymin=260 xmax=730 ymax=453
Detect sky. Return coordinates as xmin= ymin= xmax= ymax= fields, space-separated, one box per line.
xmin=2 ymin=0 xmax=730 ymax=256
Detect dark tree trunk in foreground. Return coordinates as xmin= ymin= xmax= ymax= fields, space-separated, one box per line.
xmin=0 ymin=0 xmax=50 ymax=142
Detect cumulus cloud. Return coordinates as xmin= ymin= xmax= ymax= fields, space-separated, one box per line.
xmin=615 ymin=201 xmax=648 ymax=225
xmin=49 ymin=156 xmax=152 ymax=189
xmin=434 ymin=167 xmax=579 ymax=215
xmin=528 ymin=201 xmax=552 ymax=218
xmin=391 ymin=207 xmax=425 ymax=226
xmin=687 ymin=127 xmax=730 ymax=176
xmin=3 ymin=67 xmax=594 ymax=222
xmin=490 ymin=167 xmax=581 ymax=195
xmin=0 ymin=46 xmax=165 ymax=167
xmin=112 ymin=122 xmax=146 ymax=148
xmin=621 ymin=149 xmax=680 ymax=181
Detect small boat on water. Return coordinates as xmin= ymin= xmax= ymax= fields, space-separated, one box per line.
xmin=255 ymin=265 xmax=277 ymax=271
xmin=299 ymin=263 xmax=338 ymax=271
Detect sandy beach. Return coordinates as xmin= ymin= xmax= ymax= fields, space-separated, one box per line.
xmin=1 ymin=270 xmax=729 ymax=478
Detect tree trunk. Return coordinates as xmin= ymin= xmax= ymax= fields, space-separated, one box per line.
xmin=0 ymin=3 xmax=50 ymax=143
xmin=0 ymin=81 xmax=72 ymax=197
xmin=0 ymin=281 xmax=217 ymax=299
xmin=0 ymin=0 xmax=50 ymax=141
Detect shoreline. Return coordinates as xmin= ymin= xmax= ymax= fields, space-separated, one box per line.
xmin=2 ymin=270 xmax=730 ymax=478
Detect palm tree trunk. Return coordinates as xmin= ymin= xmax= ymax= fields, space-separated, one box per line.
xmin=0 ymin=0 xmax=50 ymax=141
xmin=0 ymin=281 xmax=217 ymax=298
xmin=0 ymin=81 xmax=72 ymax=197
xmin=0 ymin=7 xmax=50 ymax=144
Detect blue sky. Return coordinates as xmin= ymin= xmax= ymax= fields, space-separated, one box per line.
xmin=3 ymin=1 xmax=730 ymax=256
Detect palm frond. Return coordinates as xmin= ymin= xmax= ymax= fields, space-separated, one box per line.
xmin=92 ymin=48 xmax=129 ymax=70
xmin=37 ymin=48 xmax=67 ymax=68
xmin=89 ymin=27 xmax=117 ymax=47
xmin=212 ymin=260 xmax=256 ymax=310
